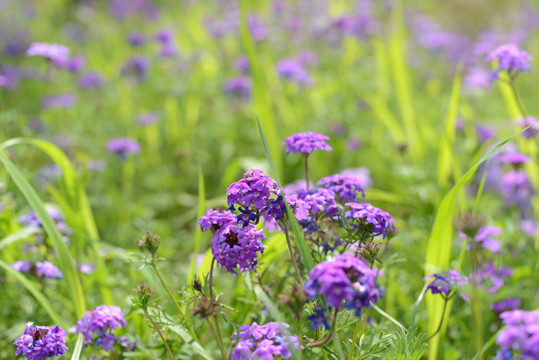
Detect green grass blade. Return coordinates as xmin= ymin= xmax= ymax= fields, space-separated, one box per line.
xmin=70 ymin=334 xmax=84 ymax=360
xmin=188 ymin=166 xmax=205 ymax=282
xmin=0 ymin=227 xmax=40 ymax=250
xmin=256 ymin=116 xmax=315 ymax=272
xmin=425 ymin=128 xmax=526 ymax=360
xmin=0 ymin=259 xmax=65 ymax=327
xmin=0 ymin=152 xmax=86 ymax=319
xmin=168 ymin=324 xmax=215 ymax=360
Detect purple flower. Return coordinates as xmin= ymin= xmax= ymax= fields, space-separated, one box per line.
xmin=495 ymin=309 xmax=539 ymax=359
xmin=344 ymin=202 xmax=395 ymax=239
xmin=235 ymin=55 xmax=249 ymax=73
xmin=475 ymin=125 xmax=497 ymax=143
xmin=463 ymin=225 xmax=502 ymax=253
xmin=499 ymin=153 xmax=530 ymax=166
xmin=307 ymin=307 xmax=330 ymax=330
xmin=232 ymin=322 xmax=300 ymax=360
xmin=35 ymin=261 xmax=63 ymax=279
xmin=424 ymin=270 xmax=468 ymax=296
xmin=296 ymin=187 xmax=338 ymax=216
xmin=121 ymin=56 xmax=149 ymax=80
xmin=127 ymin=32 xmax=145 ymax=47
xmin=224 ymin=76 xmax=252 ymax=100
xmin=26 ymin=42 xmax=70 ymax=62
xmin=54 ymin=55 xmax=85 ymax=72
xmin=78 ymin=263 xmax=96 ymax=274
xmin=76 ymin=305 xmax=127 ymax=351
xmin=471 ymin=262 xmax=513 ymax=294
xmin=197 ymin=208 xmax=237 ymax=233
xmin=107 ymin=137 xmax=141 ymax=159
xmin=227 ymin=169 xmax=279 ymax=213
xmin=520 ymin=218 xmax=537 ymax=237
xmin=137 ymin=112 xmax=161 ymax=125
xmin=464 ymin=67 xmax=490 ymax=89
xmin=158 ymin=42 xmax=178 ymax=57
xmin=276 ymin=59 xmax=312 ymax=86
xmin=281 ymin=132 xmax=332 ymax=156
xmin=341 ymin=167 xmax=372 ymax=188
xmin=42 ymin=94 xmax=75 ymax=110
xmin=19 ymin=208 xmax=72 ymax=244
xmin=304 ymin=252 xmax=379 ymax=316
xmin=502 ymin=170 xmax=534 ymax=208
xmin=155 ymin=29 xmax=174 ymax=43
xmin=14 ymin=322 xmax=68 ymax=359
xmin=211 ymin=223 xmax=264 ymax=273
xmin=78 ymin=71 xmax=106 ymax=89
xmin=317 ymin=173 xmax=366 ymax=201
xmin=247 ymin=14 xmax=267 ymax=42
xmin=519 ymin=116 xmax=539 ymax=138
xmin=491 ymin=298 xmax=521 ymax=313
xmin=487 ymin=44 xmax=532 ymax=80
xmin=11 ymin=260 xmax=31 ymax=273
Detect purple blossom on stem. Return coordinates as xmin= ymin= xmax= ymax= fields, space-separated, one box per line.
xmin=462 ymin=225 xmax=502 ymax=253
xmin=127 ymin=32 xmax=145 ymax=47
xmin=304 ymin=252 xmax=379 ymax=316
xmin=276 ymin=59 xmax=312 ymax=86
xmin=227 ymin=169 xmax=279 ymax=213
xmin=424 ymin=270 xmax=468 ymax=296
xmin=317 ymin=173 xmax=366 ymax=201
xmin=53 ymin=55 xmax=85 ymax=72
xmin=232 ymin=322 xmax=301 ymax=360
xmin=35 ymin=261 xmax=63 ymax=279
xmin=11 ymin=260 xmax=31 ymax=273
xmin=76 ymin=305 xmax=127 ymax=351
xmin=491 ymin=298 xmax=521 ymax=313
xmin=487 ymin=43 xmax=532 ymax=80
xmin=519 ymin=116 xmax=539 ymax=138
xmin=471 ymin=262 xmax=513 ymax=295
xmin=494 ymin=310 xmax=539 ymax=359
xmin=26 ymin=43 xmax=70 ymax=62
xmin=224 ymin=76 xmax=252 ymax=100
xmin=502 ymin=170 xmax=534 ymax=208
xmin=197 ymin=208 xmax=237 ymax=233
xmin=14 ymin=322 xmax=67 ymax=360
xmin=281 ymin=132 xmax=332 ymax=155
xmin=19 ymin=208 xmax=72 ymax=243
xmin=211 ymin=223 xmax=264 ymax=274
xmin=107 ymin=137 xmax=141 ymax=159
xmin=344 ymin=202 xmax=395 ymax=239
xmin=121 ymin=56 xmax=149 ymax=80
xmin=499 ymin=153 xmax=530 ymax=166
xmin=296 ymin=188 xmax=338 ymax=216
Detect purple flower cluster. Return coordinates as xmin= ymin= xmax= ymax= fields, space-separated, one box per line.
xmin=494 ymin=310 xmax=539 ymax=359
xmin=197 ymin=208 xmax=237 ymax=232
xmin=462 ymin=225 xmax=502 ymax=253
xmin=520 ymin=116 xmax=539 ymax=138
xmin=344 ymin=202 xmax=395 ymax=239
xmin=502 ymin=170 xmax=534 ymax=208
xmin=491 ymin=298 xmax=521 ymax=313
xmin=211 ymin=223 xmax=265 ymax=273
xmin=42 ymin=94 xmax=75 ymax=110
xmin=281 ymin=132 xmax=332 ymax=156
xmin=78 ymin=71 xmax=106 ymax=89
xmin=317 ymin=173 xmax=366 ymax=201
xmin=14 ymin=322 xmax=67 ymax=360
xmin=154 ymin=28 xmax=178 ymax=57
xmin=275 ymin=59 xmax=312 ymax=86
xmin=424 ymin=270 xmax=468 ymax=296
xmin=304 ymin=253 xmax=379 ymax=316
xmin=232 ymin=322 xmax=301 ymax=360
xmin=227 ymin=169 xmax=279 ymax=216
xmin=487 ymin=43 xmax=532 ymax=80
xmin=224 ymin=76 xmax=252 ymax=100
xmin=26 ymin=42 xmax=70 ymax=62
xmin=296 ymin=188 xmax=337 ymax=217
xmin=107 ymin=137 xmax=141 ymax=159
xmin=76 ymin=305 xmax=127 ymax=351
xmin=19 ymin=208 xmax=72 ymax=244
xmin=499 ymin=152 xmax=530 ymax=166
xmin=471 ymin=262 xmax=513 ymax=295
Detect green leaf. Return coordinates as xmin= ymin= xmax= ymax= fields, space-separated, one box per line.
xmin=70 ymin=334 xmax=84 ymax=360
xmin=0 ymin=152 xmax=86 ymax=319
xmin=0 ymin=259 xmax=64 ymax=327
xmin=168 ymin=324 xmax=215 ymax=360
xmin=0 ymin=227 xmax=40 ymax=250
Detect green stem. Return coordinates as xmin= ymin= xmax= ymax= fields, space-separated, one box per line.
xmin=304 ymin=155 xmax=310 ymax=191
xmin=426 ymin=296 xmax=449 ymax=342
xmin=144 ymin=308 xmax=174 ymax=360
xmin=153 ymin=262 xmax=183 ymax=316
xmin=508 ymin=78 xmax=527 ymax=117
xmin=283 ymin=226 xmax=303 ymax=284
xmin=348 ymin=321 xmax=361 ymax=360
xmin=208 ymin=317 xmax=228 ymax=359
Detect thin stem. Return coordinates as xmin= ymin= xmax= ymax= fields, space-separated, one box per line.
xmin=425 ymin=296 xmax=449 ymax=341
xmin=308 ymin=308 xmax=338 ymax=348
xmin=144 ymin=308 xmax=174 ymax=360
xmin=508 ymin=78 xmax=527 ymax=117
xmin=348 ymin=321 xmax=361 ymax=360
xmin=152 ymin=262 xmax=184 ymax=316
xmin=283 ymin=226 xmax=303 ymax=284
xmin=209 ymin=257 xmax=216 ymax=299
xmin=304 ymin=155 xmax=310 ymax=191
xmin=208 ymin=317 xmax=228 ymax=359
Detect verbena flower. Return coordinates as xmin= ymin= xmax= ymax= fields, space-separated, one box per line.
xmin=26 ymin=42 xmax=70 ymax=62
xmin=491 ymin=298 xmax=521 ymax=313
xmin=304 ymin=253 xmax=379 ymax=317
xmin=487 ymin=43 xmax=532 ymax=80
xmin=519 ymin=116 xmax=539 ymax=138
xmin=461 ymin=225 xmax=502 ymax=253
xmin=197 ymin=208 xmax=237 ymax=233
xmin=275 ymin=59 xmax=311 ymax=86
xmin=344 ymin=202 xmax=395 ymax=239
xmin=42 ymin=94 xmax=75 ymax=110
xmin=317 ymin=173 xmax=366 ymax=201
xmin=502 ymin=170 xmax=534 ymax=208
xmin=14 ymin=322 xmax=67 ymax=360
xmin=227 ymin=169 xmax=279 ymax=214
xmin=232 ymin=322 xmax=301 ymax=360
xmin=107 ymin=137 xmax=141 ymax=159
xmin=11 ymin=260 xmax=32 ymax=273
xmin=211 ymin=223 xmax=264 ymax=274
xmin=53 ymin=55 xmax=85 ymax=72
xmin=499 ymin=153 xmax=530 ymax=166
xmin=424 ymin=270 xmax=468 ymax=296
xmin=76 ymin=305 xmax=127 ymax=351
xmin=224 ymin=76 xmax=252 ymax=100
xmin=127 ymin=32 xmax=145 ymax=47
xmin=296 ymin=188 xmax=338 ymax=216
xmin=494 ymin=309 xmax=539 ymax=359
xmin=470 ymin=262 xmax=513 ymax=295
xmin=281 ymin=132 xmax=332 ymax=156
xmin=19 ymin=208 xmax=72 ymax=244
xmin=78 ymin=71 xmax=106 ymax=89
xmin=307 ymin=307 xmax=330 ymax=330
xmin=35 ymin=261 xmax=63 ymax=279
xmin=121 ymin=56 xmax=149 ymax=80
xmin=137 ymin=111 xmax=161 ymax=125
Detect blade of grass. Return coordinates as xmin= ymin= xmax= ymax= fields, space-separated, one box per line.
xmin=0 ymin=227 xmax=40 ymax=250
xmin=188 ymin=166 xmax=205 ymax=282
xmin=0 ymin=259 xmax=64 ymax=327
xmin=256 ymin=116 xmax=314 ymax=272
xmin=0 ymin=152 xmax=86 ymax=319
xmin=70 ymin=334 xmax=84 ymax=360
xmin=425 ymin=128 xmax=527 ymax=360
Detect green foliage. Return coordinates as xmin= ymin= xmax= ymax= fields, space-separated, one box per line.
xmin=387 ymin=328 xmax=427 ymax=360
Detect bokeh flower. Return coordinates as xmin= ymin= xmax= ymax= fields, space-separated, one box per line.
xmin=76 ymin=305 xmax=127 ymax=351
xmin=107 ymin=137 xmax=141 ymax=159
xmin=26 ymin=42 xmax=70 ymax=62
xmin=317 ymin=173 xmax=366 ymax=201
xmin=232 ymin=322 xmax=301 ymax=360
xmin=487 ymin=43 xmax=532 ymax=80
xmin=281 ymin=132 xmax=332 ymax=156
xmin=424 ymin=270 xmax=468 ymax=296
xmin=494 ymin=309 xmax=539 ymax=359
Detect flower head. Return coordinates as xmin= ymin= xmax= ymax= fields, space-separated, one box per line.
xmin=227 ymin=169 xmax=279 ymax=213
xmin=42 ymin=94 xmax=75 ymax=110
xmin=211 ymin=224 xmax=265 ymax=274
xmin=424 ymin=270 xmax=468 ymax=296
xmin=224 ymin=76 xmax=252 ymax=100
xmin=232 ymin=322 xmax=301 ymax=360
xmin=276 ymin=59 xmax=312 ymax=86
xmin=519 ymin=116 xmax=539 ymax=138
xmin=107 ymin=137 xmax=141 ymax=159
xmin=304 ymin=252 xmax=379 ymax=316
xmin=197 ymin=208 xmax=237 ymax=233
xmin=35 ymin=261 xmax=63 ymax=279
xmin=487 ymin=43 xmax=532 ymax=80
xmin=14 ymin=322 xmax=67 ymax=360
xmin=26 ymin=42 xmax=70 ymax=62
xmin=499 ymin=153 xmax=530 ymax=166
xmin=317 ymin=174 xmax=366 ymax=201
xmin=281 ymin=132 xmax=332 ymax=156
xmin=76 ymin=305 xmax=127 ymax=351
xmin=344 ymin=202 xmax=395 ymax=239
xmin=495 ymin=309 xmax=539 ymax=359
xmin=78 ymin=71 xmax=106 ymax=89
xmin=491 ymin=298 xmax=521 ymax=313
